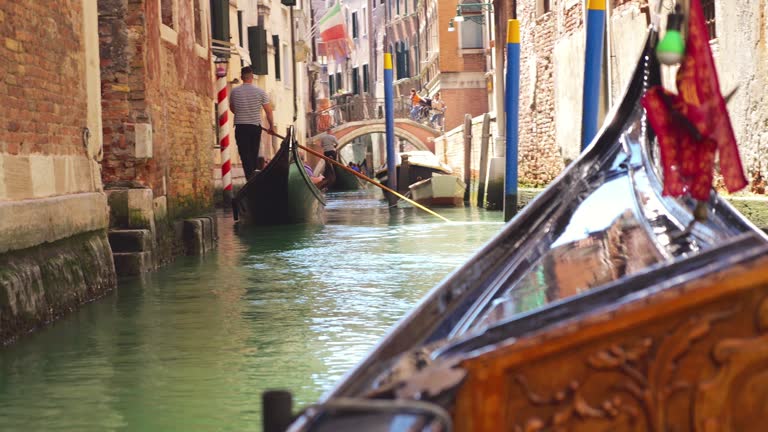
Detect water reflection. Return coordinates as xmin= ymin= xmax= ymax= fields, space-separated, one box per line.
xmin=0 ymin=190 xmax=502 ymax=431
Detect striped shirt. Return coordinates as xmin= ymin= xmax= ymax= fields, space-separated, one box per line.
xmin=230 ymin=83 xmax=270 ymax=126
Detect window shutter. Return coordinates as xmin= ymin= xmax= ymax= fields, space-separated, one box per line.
xmin=352 ymin=67 xmax=359 ymax=95
xmin=211 ymin=0 xmax=230 ymax=52
xmin=273 ymin=35 xmax=281 ymax=81
xmin=248 ymin=26 xmax=268 ymax=75
xmin=362 ymin=64 xmax=369 ymax=93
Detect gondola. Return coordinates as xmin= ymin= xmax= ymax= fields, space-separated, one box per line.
xmin=233 ymin=128 xmax=328 ymax=225
xmin=374 ymin=151 xmax=455 ymax=203
xmin=329 ymin=158 xmax=363 ymax=191
xmin=284 ymin=23 xmax=768 ymax=432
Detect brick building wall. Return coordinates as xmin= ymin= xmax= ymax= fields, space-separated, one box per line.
xmin=0 ymin=0 xmax=94 ymax=197
xmin=441 ymin=87 xmax=489 ymax=133
xmin=99 ymin=0 xmax=152 ymax=186
xmin=99 ymin=0 xmax=214 ymax=218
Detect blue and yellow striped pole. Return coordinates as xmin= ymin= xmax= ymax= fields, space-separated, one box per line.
xmin=504 ymin=19 xmax=520 ymax=222
xmin=581 ymin=0 xmax=606 ymax=150
xmin=384 ymin=53 xmax=397 ymax=195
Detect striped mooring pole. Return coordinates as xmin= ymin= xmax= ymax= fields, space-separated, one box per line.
xmin=581 ymin=0 xmax=606 ymax=150
xmin=216 ymin=60 xmax=232 ymax=204
xmin=504 ymin=19 xmax=521 ymax=222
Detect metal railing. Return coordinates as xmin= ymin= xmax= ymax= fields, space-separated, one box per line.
xmin=306 ymin=94 xmax=415 ymax=136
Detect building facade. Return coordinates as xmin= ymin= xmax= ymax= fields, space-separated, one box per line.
xmin=382 ymin=0 xmax=493 ymax=131
xmin=0 ymin=0 xmax=116 ymax=343
xmin=513 ymin=0 xmax=768 ymax=189
xmin=238 ymin=0 xmax=311 ymax=150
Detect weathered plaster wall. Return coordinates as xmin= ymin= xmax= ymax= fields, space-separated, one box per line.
xmin=716 ymin=0 xmax=768 ymax=180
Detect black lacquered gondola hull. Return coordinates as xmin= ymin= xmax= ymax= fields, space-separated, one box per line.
xmin=234 ymin=131 xmax=326 ymax=226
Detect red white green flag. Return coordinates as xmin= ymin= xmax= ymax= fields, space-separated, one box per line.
xmin=641 ymin=0 xmax=747 ymax=201
xmin=318 ymin=3 xmax=346 ymax=42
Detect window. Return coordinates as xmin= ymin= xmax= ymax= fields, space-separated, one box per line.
xmin=193 ymin=1 xmax=203 ymax=45
xmin=161 ymin=0 xmax=174 ymax=28
xmin=536 ymin=0 xmax=551 ymax=17
xmin=460 ymin=19 xmax=484 ymax=49
xmin=335 ymin=72 xmax=342 ymax=93
xmin=361 ymin=7 xmax=367 ymax=36
xmin=329 ymin=71 xmax=335 ymax=95
xmin=362 ymin=64 xmax=369 ymax=93
xmin=352 ymin=11 xmax=359 ymax=39
xmin=159 ymin=0 xmax=178 ymax=43
xmin=237 ymin=11 xmax=243 ymax=46
xmin=702 ymin=0 xmax=716 ymax=40
xmin=352 ymin=66 xmax=360 ymax=94
xmin=211 ymin=0 xmax=229 ymax=43
xmin=248 ymin=26 xmax=268 ymax=74
xmin=273 ymin=35 xmax=281 ymax=81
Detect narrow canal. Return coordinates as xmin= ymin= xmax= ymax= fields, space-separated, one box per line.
xmin=0 ymin=190 xmax=503 ymax=431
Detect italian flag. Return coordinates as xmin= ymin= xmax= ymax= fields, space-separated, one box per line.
xmin=318 ymin=3 xmax=346 ymax=42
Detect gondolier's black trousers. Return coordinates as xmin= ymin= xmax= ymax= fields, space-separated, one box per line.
xmin=235 ymin=124 xmax=263 ymax=180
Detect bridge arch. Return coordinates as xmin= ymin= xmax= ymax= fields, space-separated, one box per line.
xmin=317 ymin=119 xmax=441 ymax=153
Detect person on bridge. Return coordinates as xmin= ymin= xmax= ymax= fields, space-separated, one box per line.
xmin=430 ymin=92 xmax=447 ymax=130
xmin=230 ymin=66 xmax=276 ymax=179
xmin=315 ymin=128 xmax=339 ymax=160
xmin=409 ymin=89 xmax=424 ymax=121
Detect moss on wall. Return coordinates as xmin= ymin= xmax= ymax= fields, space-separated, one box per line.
xmin=0 ymin=230 xmax=116 ymax=345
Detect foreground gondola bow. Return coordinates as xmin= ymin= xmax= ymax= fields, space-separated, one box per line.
xmin=286 ymin=29 xmax=768 ymax=432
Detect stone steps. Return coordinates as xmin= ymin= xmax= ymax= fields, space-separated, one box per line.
xmin=108 ymin=229 xmax=154 ymax=276
xmin=112 ymin=251 xmax=153 ymax=276
xmin=109 ymin=229 xmax=153 ymax=253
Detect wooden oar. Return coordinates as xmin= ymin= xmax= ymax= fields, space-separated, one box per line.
xmin=263 ymin=129 xmax=450 ymax=222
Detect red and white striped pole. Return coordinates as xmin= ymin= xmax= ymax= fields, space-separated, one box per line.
xmin=216 ymin=60 xmax=232 ymax=204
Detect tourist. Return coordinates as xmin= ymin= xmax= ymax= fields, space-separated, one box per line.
xmin=430 ymin=92 xmax=447 ymax=130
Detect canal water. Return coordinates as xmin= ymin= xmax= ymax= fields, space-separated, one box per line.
xmin=0 ymin=190 xmax=503 ymax=431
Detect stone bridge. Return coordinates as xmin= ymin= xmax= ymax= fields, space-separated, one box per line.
xmin=315 ymin=119 xmax=441 ymax=152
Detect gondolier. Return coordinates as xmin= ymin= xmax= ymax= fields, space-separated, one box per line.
xmin=315 ymin=127 xmax=339 ymax=160
xmin=230 ymin=66 xmax=276 ymax=179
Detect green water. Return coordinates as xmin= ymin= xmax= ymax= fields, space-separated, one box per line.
xmin=0 ymin=190 xmax=503 ymax=431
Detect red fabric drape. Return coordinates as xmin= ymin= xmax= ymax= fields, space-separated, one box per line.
xmin=641 ymin=0 xmax=747 ymax=200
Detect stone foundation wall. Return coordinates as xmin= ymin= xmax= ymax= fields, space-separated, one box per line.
xmin=0 ymin=230 xmax=115 ymax=345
